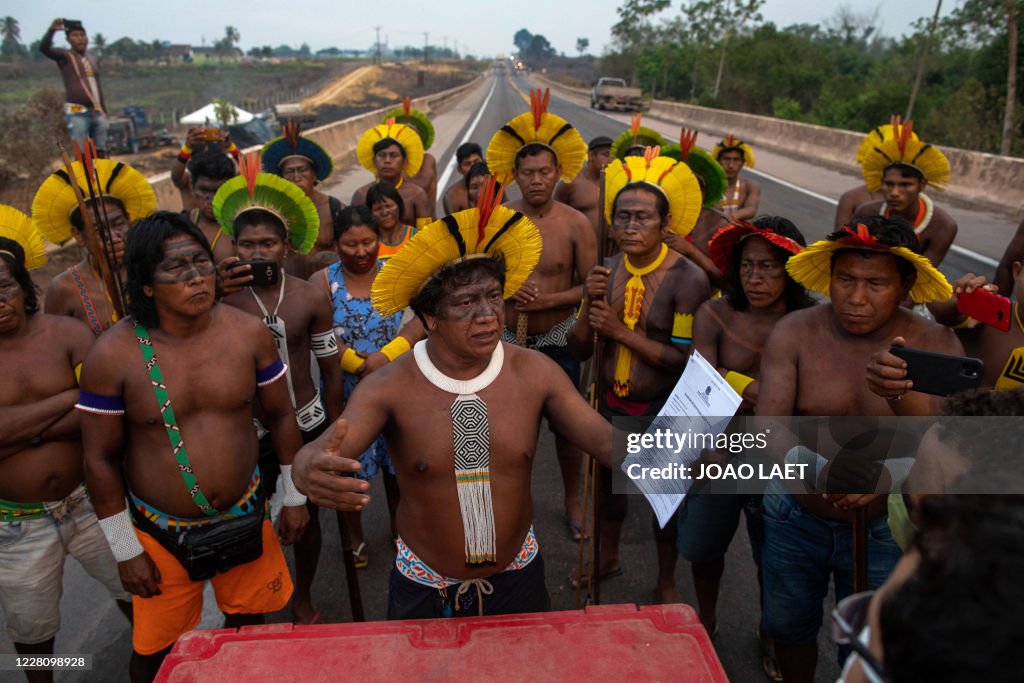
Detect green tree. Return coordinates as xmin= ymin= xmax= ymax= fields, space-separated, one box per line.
xmin=212 ymin=98 xmax=239 ymax=126
xmin=224 ymin=25 xmax=240 ymax=50
xmin=1 ymin=15 xmax=22 ymax=60
xmin=513 ymin=28 xmax=533 ymax=54
xmin=576 ymin=37 xmax=589 ymax=56
xmin=687 ymin=0 xmax=765 ymax=97
xmin=92 ymin=32 xmax=106 ymax=57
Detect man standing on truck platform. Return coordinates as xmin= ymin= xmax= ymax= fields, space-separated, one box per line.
xmin=41 ymin=18 xmax=109 ymax=157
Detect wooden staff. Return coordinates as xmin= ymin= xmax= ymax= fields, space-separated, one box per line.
xmin=334 ymin=510 xmax=365 ymax=621
xmin=592 ymin=168 xmax=609 ymax=605
xmin=60 ymin=143 xmax=125 ymax=318
xmin=853 ymin=507 xmax=868 ymax=592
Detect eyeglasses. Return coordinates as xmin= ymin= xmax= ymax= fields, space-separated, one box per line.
xmin=831 ymin=591 xmax=890 ymax=683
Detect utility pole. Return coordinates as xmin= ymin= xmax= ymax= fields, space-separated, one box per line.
xmin=374 ymin=26 xmax=381 ymax=65
xmin=423 ymin=32 xmax=429 ymax=65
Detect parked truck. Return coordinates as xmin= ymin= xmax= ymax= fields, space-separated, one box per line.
xmin=590 ymin=77 xmax=646 ymax=112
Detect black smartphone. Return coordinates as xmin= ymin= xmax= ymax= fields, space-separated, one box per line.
xmin=890 ymin=346 xmax=984 ymax=396
xmin=235 ymin=260 xmax=279 ymax=287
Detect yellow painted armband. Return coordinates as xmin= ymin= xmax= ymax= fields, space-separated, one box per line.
xmin=341 ymin=347 xmax=365 ymax=373
xmin=671 ymin=313 xmax=694 ymax=345
xmin=951 ymin=316 xmax=974 ymax=329
xmin=380 ymin=336 xmax=412 ymax=362
xmin=725 ymin=371 xmax=755 ymax=397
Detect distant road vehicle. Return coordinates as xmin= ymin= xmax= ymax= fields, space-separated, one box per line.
xmin=590 ymin=77 xmax=645 ymax=112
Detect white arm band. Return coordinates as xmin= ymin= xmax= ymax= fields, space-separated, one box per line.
xmin=279 ymin=465 xmax=308 ymax=507
xmin=311 ymin=330 xmax=339 ymax=358
xmin=97 ymin=507 xmax=145 ymax=562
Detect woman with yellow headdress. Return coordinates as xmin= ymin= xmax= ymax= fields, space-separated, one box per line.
xmin=351 ymin=118 xmax=433 ymax=229
xmin=567 ymin=148 xmax=710 ymax=602
xmin=34 ymin=158 xmax=155 ymax=336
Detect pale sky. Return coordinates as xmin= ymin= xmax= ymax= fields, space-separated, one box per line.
xmin=9 ymin=0 xmax=952 ymax=58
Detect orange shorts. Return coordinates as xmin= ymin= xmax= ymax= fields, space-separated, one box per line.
xmin=132 ymin=519 xmax=293 ymax=655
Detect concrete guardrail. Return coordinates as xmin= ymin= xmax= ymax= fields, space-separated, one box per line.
xmin=534 ymin=73 xmax=1023 ymax=215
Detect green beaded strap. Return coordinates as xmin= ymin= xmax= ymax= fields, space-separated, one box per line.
xmin=132 ymin=319 xmax=217 ymax=517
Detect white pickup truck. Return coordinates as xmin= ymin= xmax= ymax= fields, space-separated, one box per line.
xmin=590 ymin=77 xmax=646 ymax=111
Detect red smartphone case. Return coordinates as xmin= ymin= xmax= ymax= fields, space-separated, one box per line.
xmin=956 ymin=289 xmax=1011 ymax=332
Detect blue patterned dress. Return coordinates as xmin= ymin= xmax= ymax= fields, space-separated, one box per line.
xmin=326 ymin=262 xmax=402 ymax=479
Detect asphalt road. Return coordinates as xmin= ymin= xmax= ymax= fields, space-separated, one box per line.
xmin=3 ymin=67 xmax=1018 ymax=683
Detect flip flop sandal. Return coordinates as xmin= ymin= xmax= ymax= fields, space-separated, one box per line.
xmin=352 ymin=541 xmax=368 ymax=569
xmin=759 ymin=630 xmax=784 ymax=682
xmin=566 ymin=516 xmax=591 ymax=542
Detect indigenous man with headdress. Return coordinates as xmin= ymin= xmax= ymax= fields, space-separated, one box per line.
xmin=37 ymin=157 xmax=156 ymax=336
xmin=181 ymin=147 xmax=239 ymax=266
xmin=660 ymin=129 xmax=730 ymax=285
xmin=41 ymin=18 xmax=109 ymax=156
xmin=832 ymin=123 xmax=911 ymax=230
xmin=79 ymin=208 xmax=309 ymax=681
xmin=384 ymin=97 xmax=439 ymax=208
xmin=852 ymin=116 xmax=956 ymax=268
xmin=0 ymin=209 xmax=132 ymax=680
xmin=218 ymin=153 xmax=344 ymax=624
xmin=488 ymin=88 xmax=596 ymax=542
xmin=713 ymin=134 xmax=760 ymax=221
xmin=555 ymin=135 xmax=613 ymax=232
xmin=567 ymin=150 xmax=710 ymax=602
xmin=291 ymin=180 xmax=616 ymax=619
xmin=351 ymin=120 xmax=432 ymax=228
xmin=756 ymin=214 xmax=962 ymax=683
xmin=170 ymin=127 xmax=240 ymax=214
xmin=262 ymin=121 xmax=344 ymax=278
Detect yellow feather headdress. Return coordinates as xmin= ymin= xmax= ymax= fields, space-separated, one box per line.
xmin=486 ymin=88 xmax=587 ymax=183
xmin=711 ymin=134 xmax=756 ymax=168
xmin=860 ymin=115 xmax=949 ymax=192
xmin=603 ymin=149 xmax=704 ymax=237
xmin=372 ymin=177 xmax=543 ymax=317
xmin=786 ymin=221 xmax=952 ymax=304
xmin=0 ymin=205 xmax=47 ymax=270
xmin=356 ymin=118 xmax=425 ymax=178
xmin=32 ymin=159 xmax=155 ymax=245
xmin=856 ymin=123 xmax=918 ymax=165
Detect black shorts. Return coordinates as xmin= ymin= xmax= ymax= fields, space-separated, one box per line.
xmin=386 ymin=554 xmax=550 ymax=620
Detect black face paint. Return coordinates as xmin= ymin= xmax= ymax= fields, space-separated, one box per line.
xmin=438 ymin=279 xmax=504 ymax=323
xmin=152 ymin=238 xmax=216 ymax=284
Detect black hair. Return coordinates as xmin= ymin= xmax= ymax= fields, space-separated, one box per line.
xmin=0 ymin=237 xmax=40 ymax=316
xmin=372 ymin=138 xmax=406 ymax=159
xmin=828 ymin=214 xmax=920 ymax=282
xmin=410 ymin=256 xmax=506 ymax=325
xmin=883 ymin=163 xmax=925 ymax=183
xmin=879 ymin=485 xmax=1024 ymax=682
xmin=514 ymin=142 xmax=557 ymax=169
xmin=334 ymin=205 xmax=378 ymax=241
xmin=456 ymin=142 xmax=483 ymax=164
xmin=611 ymin=182 xmax=669 ymax=222
xmin=124 ymin=211 xmax=213 ymax=328
xmin=624 ymin=145 xmax=647 ymax=158
xmin=233 ymin=208 xmax=288 ymax=242
xmin=464 ymin=161 xmax=494 ymax=190
xmin=188 ymin=149 xmax=237 ymax=183
xmin=365 ymin=181 xmax=405 ymax=223
xmin=723 ymin=215 xmax=814 ymax=313
xmin=69 ymin=196 xmax=127 ymax=233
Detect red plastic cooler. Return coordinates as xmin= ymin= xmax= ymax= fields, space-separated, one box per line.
xmin=156 ymin=603 xmax=727 ymax=682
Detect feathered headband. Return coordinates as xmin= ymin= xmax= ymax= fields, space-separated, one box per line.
xmin=786 ymin=222 xmax=952 ymax=304
xmin=486 ymin=88 xmax=587 ymax=183
xmin=32 ymin=158 xmax=155 ymax=245
xmin=0 ymin=205 xmax=48 ymax=270
xmin=610 ymin=113 xmax=667 ymax=161
xmin=603 ymin=148 xmax=703 ymax=237
xmin=383 ymin=96 xmax=435 ymax=151
xmin=711 ymin=134 xmax=756 ymax=168
xmin=213 ymin=151 xmax=319 ymax=254
xmin=372 ymin=176 xmax=543 ymax=316
xmin=856 ymin=122 xmax=918 ymax=165
xmin=708 ymin=220 xmax=804 ymax=274
xmin=660 ymin=129 xmax=729 ymax=208
xmin=356 ymin=118 xmax=425 ymax=178
xmin=860 ymin=115 xmax=949 ymax=192
xmin=262 ymin=120 xmax=334 ymax=182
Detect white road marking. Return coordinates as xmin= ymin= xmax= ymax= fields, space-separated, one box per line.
xmin=436 ymin=78 xmax=498 ymax=197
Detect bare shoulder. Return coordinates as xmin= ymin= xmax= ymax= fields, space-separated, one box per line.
xmin=554 ymin=200 xmax=589 ymax=227
xmin=853 ymin=199 xmax=884 ymax=218
xmin=775 ymin=303 xmax=827 ymax=338
xmin=213 ymin=302 xmax=268 ymax=334
xmin=505 ymin=343 xmax=564 ymax=390
xmin=699 ymin=297 xmax=732 ymax=326
xmin=932 ymin=205 xmax=958 ymax=231
xmin=40 ymin=312 xmax=93 ymax=344
xmin=667 ymin=250 xmax=711 ymax=291
xmin=83 ymin=319 xmax=136 ymax=368
xmin=901 ymin=310 xmax=962 ymax=353
xmin=746 ymin=177 xmax=761 ymax=190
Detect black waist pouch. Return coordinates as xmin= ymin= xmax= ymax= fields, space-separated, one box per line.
xmin=129 ymin=497 xmax=265 ymax=582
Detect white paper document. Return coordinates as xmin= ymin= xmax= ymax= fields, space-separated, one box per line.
xmin=618 ymin=350 xmax=743 ymax=528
